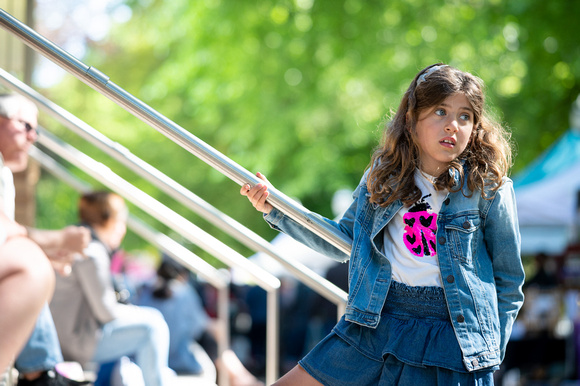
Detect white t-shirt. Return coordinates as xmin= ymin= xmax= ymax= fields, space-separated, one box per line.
xmin=1 ymin=166 xmax=15 ymax=221
xmin=383 ymin=169 xmax=448 ymax=287
xmin=0 ymin=159 xmax=15 ymax=245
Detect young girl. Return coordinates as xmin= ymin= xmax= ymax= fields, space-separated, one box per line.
xmin=241 ymin=64 xmax=525 ymax=385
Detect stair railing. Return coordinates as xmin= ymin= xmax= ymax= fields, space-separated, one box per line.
xmin=0 ymin=8 xmax=353 ymax=256
xmin=29 ymin=147 xmax=231 ymax=385
xmin=31 ymin=132 xmax=281 ymax=384
xmin=0 ymin=68 xmax=347 ymax=319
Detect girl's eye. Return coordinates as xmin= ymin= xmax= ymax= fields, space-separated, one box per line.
xmin=435 ymin=108 xmax=445 ymax=116
xmin=460 ymin=113 xmax=472 ymax=121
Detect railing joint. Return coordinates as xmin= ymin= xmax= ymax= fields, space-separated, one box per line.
xmin=85 ymin=66 xmax=110 ymax=85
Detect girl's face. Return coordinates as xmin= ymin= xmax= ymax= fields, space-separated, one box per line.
xmin=414 ymin=92 xmax=474 ymax=176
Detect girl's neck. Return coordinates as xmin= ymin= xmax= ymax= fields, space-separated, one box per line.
xmin=417 ymin=168 xmax=438 ymax=183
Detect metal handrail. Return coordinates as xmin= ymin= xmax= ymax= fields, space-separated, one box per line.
xmin=0 ymin=68 xmax=347 ymax=316
xmin=0 ymin=8 xmax=353 ymax=256
xmin=29 ymin=147 xmax=229 ymax=289
xmin=36 ymin=128 xmax=280 ymax=290
xmin=33 ymin=129 xmax=281 ymax=384
xmin=30 ymin=147 xmax=231 ymax=385
xmin=0 ymin=8 xmax=354 ymax=382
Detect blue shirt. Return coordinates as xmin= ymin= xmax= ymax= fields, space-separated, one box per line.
xmin=137 ymin=280 xmax=209 ymax=374
xmin=264 ymin=168 xmax=525 ymax=371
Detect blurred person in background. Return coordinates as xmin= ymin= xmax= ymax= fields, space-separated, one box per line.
xmin=137 ymin=258 xmax=263 ymax=386
xmin=0 ymin=93 xmax=91 ymax=386
xmin=49 ymin=191 xmax=174 ymax=386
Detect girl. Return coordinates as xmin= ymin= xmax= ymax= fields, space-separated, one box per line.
xmin=241 ymin=64 xmax=525 ymax=385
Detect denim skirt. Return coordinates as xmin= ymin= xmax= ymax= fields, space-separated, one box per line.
xmin=299 ymin=281 xmax=495 ymax=385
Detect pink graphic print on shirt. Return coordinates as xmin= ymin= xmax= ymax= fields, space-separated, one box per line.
xmin=403 ymin=194 xmax=437 ymax=257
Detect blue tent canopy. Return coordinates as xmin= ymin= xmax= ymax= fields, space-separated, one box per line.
xmin=513 ymin=128 xmax=580 ymax=255
xmin=513 ymin=129 xmax=580 ymax=189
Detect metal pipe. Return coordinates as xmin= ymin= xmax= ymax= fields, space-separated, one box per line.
xmin=29 ymin=147 xmax=229 ymax=288
xmin=30 ymin=146 xmax=232 ymax=385
xmin=216 ymin=285 xmax=231 ymax=386
xmin=125 ymin=216 xmax=232 ymax=386
xmin=0 ymin=68 xmax=347 ymax=310
xmin=29 ymin=147 xmax=92 ymax=194
xmin=266 ymin=290 xmax=279 ymax=383
xmin=337 ymin=303 xmax=346 ymax=320
xmin=34 ymin=128 xmax=281 ymax=383
xmin=35 ymin=128 xmax=280 ymax=289
xmin=125 ymin=216 xmax=229 ymax=290
xmin=0 ymin=8 xmax=353 ymax=256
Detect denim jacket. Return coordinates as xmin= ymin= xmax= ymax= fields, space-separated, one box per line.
xmin=264 ymin=168 xmax=525 ymax=372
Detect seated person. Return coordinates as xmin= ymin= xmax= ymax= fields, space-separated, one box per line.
xmin=49 ymin=191 xmax=174 ymax=386
xmin=0 ymin=231 xmax=54 ymax=374
xmin=1 ymin=92 xmax=90 ymax=385
xmin=137 ymin=259 xmax=263 ymax=386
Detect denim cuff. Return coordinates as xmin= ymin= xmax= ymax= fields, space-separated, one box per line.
xmin=263 ymin=208 xmax=285 ymax=228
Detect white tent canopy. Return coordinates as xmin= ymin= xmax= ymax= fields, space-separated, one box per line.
xmin=515 ymin=161 xmax=580 ymax=255
xmin=514 ymin=126 xmax=580 ymax=255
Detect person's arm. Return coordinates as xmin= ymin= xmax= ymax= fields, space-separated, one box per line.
xmin=27 ymin=225 xmax=90 ymax=261
xmin=0 ymin=208 xmax=27 ymax=244
xmin=73 ymin=241 xmax=119 ymax=324
xmin=484 ymin=179 xmax=526 ymax=360
xmin=263 ymin=203 xmax=355 ymax=262
xmin=241 ymin=172 xmax=363 ymax=262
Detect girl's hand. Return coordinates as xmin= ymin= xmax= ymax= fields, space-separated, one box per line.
xmin=240 ymin=172 xmax=273 ymax=214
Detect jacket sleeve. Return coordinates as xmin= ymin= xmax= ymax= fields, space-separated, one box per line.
xmin=262 ymin=171 xmax=368 ymax=262
xmin=74 ymin=240 xmax=119 ymax=324
xmin=484 ymin=179 xmax=525 ymax=360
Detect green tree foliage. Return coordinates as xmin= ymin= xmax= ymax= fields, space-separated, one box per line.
xmin=35 ymin=0 xmax=579 ymax=259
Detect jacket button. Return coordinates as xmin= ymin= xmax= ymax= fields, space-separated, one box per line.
xmin=457 ymin=314 xmax=465 ymax=323
xmin=462 ymin=221 xmax=470 ymax=229
xmin=446 ymin=275 xmax=455 ymax=283
xmin=438 ymin=236 xmax=446 ymax=245
xmin=444 ymin=198 xmax=450 ymax=205
xmin=472 ymin=358 xmax=479 ymax=367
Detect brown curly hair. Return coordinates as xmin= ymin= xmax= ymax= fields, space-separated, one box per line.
xmin=367 ymin=63 xmax=513 ymax=207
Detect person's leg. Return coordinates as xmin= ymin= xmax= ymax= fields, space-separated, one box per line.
xmin=273 ymin=365 xmax=323 ymax=386
xmin=5 ymin=244 xmax=88 ymax=386
xmin=92 ymin=306 xmax=171 ymax=386
xmin=0 ymin=237 xmax=53 ymax=371
xmin=14 ymin=304 xmax=63 ymax=375
xmin=216 ymin=349 xmax=263 ymax=386
xmin=169 ymin=338 xmax=204 ymax=375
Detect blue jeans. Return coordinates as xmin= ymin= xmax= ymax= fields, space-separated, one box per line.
xmin=91 ymin=306 xmax=171 ymax=386
xmin=14 ymin=304 xmax=63 ymax=373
